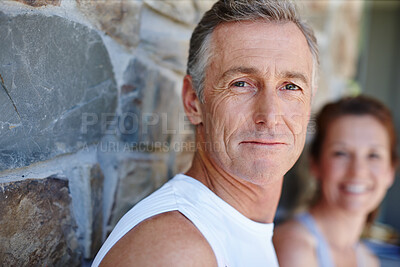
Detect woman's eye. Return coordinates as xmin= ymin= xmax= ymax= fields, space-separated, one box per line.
xmin=283 ymin=83 xmax=300 ymax=91
xmin=333 ymin=151 xmax=347 ymax=157
xmin=368 ymin=153 xmax=381 ymax=159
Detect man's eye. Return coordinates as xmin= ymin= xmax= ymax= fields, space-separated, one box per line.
xmin=283 ymin=83 xmax=300 ymax=91
xmin=233 ymin=81 xmax=248 ymax=87
xmin=230 ymin=80 xmax=257 ymax=95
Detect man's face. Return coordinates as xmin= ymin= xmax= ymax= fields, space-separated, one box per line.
xmin=197 ymin=21 xmax=314 ymax=185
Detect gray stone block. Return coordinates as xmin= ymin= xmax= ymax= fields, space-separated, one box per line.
xmin=77 ymin=0 xmax=142 ymax=49
xmin=89 ymin=164 xmax=104 ymax=258
xmin=119 ymin=58 xmax=181 ymax=150
xmin=0 ymin=178 xmax=80 ymax=266
xmin=108 ymin=156 xmax=168 ymax=228
xmin=0 ymin=12 xmax=117 ymax=171
xmin=68 ymin=163 xmax=105 ymax=259
xmin=139 ymin=6 xmax=192 ymax=75
xmin=144 ymin=0 xmax=197 ymax=26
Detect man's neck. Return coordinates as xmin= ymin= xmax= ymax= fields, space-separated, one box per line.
xmin=185 ymin=152 xmax=283 ymax=224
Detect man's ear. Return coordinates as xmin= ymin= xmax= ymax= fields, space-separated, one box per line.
xmin=182 ymin=75 xmax=203 ymax=125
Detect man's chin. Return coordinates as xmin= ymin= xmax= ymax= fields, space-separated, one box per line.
xmin=235 ymin=168 xmax=284 ymax=186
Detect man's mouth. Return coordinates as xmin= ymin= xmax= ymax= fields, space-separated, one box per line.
xmin=240 ymin=140 xmax=287 ymax=146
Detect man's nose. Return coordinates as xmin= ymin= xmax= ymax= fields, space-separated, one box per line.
xmin=253 ymin=89 xmax=281 ymax=129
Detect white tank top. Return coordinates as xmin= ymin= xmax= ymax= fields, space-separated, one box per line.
xmin=92 ymin=174 xmax=279 ymax=267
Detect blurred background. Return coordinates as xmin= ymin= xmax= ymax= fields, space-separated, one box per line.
xmin=0 ymin=0 xmax=399 ymax=265
xmin=279 ymin=0 xmax=400 ymax=265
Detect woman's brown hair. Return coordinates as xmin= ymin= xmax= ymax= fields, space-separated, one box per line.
xmin=310 ymin=95 xmax=398 ymax=167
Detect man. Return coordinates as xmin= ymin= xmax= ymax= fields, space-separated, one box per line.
xmin=93 ymin=0 xmax=318 ymax=266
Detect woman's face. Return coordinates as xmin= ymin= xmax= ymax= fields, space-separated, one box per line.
xmin=313 ymin=115 xmax=394 ymax=214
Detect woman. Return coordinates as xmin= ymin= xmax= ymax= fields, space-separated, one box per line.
xmin=273 ymin=96 xmax=397 ymax=267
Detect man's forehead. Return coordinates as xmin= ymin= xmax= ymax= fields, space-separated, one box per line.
xmin=208 ymin=20 xmax=313 ymax=72
xmin=211 ymin=21 xmax=310 ymax=59
xmin=212 ymin=20 xmax=305 ymax=44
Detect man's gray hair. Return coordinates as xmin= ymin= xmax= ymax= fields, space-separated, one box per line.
xmin=187 ymin=0 xmax=319 ymax=103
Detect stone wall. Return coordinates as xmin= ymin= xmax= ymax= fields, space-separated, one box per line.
xmin=0 ymin=0 xmax=212 ymax=264
xmin=0 ymin=0 xmax=362 ymax=265
xmin=301 ymin=0 xmax=364 ymax=112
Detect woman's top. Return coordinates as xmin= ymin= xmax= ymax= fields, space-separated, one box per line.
xmin=296 ymin=212 xmax=366 ymax=267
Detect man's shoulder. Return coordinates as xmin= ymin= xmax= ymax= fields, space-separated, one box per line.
xmin=100 ymin=211 xmax=217 ymax=267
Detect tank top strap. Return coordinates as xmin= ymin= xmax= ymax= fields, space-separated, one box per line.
xmin=296 ymin=212 xmax=335 ymax=267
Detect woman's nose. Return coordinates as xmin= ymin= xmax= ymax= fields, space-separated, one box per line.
xmin=347 ymin=156 xmax=368 ymax=179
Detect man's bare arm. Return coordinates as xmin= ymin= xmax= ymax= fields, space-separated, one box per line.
xmin=100 ymin=211 xmax=217 ymax=267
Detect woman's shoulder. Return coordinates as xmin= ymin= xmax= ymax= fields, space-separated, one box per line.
xmin=358 ymin=242 xmax=380 ymax=267
xmin=273 ymin=218 xmax=319 ymax=267
xmin=274 ymin=218 xmax=316 ymax=248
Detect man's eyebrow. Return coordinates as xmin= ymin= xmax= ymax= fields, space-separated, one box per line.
xmin=220 ymin=67 xmax=310 ymax=86
xmin=277 ymin=71 xmax=309 ymax=86
xmin=220 ymin=67 xmax=259 ymax=80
